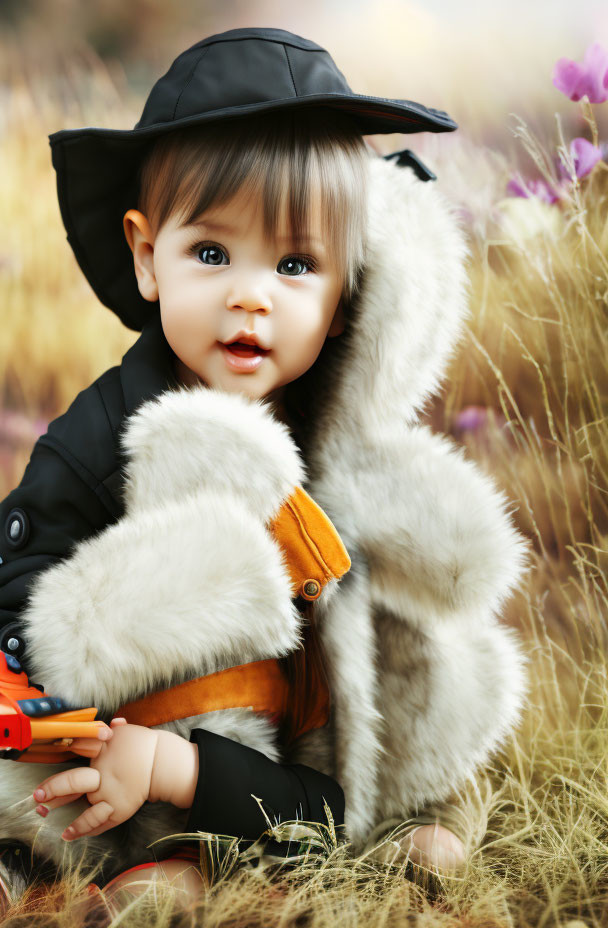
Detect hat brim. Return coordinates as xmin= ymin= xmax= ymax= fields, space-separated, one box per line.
xmin=49 ymin=95 xmax=457 ymax=330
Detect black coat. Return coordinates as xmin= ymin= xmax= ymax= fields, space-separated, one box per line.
xmin=0 ymin=314 xmax=344 ymax=859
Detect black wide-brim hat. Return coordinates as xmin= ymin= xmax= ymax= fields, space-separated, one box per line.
xmin=49 ymin=27 xmax=457 ymax=330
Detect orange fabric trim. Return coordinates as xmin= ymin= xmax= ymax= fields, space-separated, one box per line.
xmin=268 ymin=486 xmax=351 ymax=596
xmin=118 ymin=657 xmax=330 ymax=741
xmin=119 ymin=487 xmax=349 ymax=739
xmin=119 ymin=658 xmax=289 ymax=729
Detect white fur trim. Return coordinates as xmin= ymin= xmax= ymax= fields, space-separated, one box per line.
xmin=314 ymin=426 xmax=529 ymax=627
xmin=121 ymin=385 xmax=305 ymax=522
xmin=304 ymin=156 xmax=530 ymax=835
xmin=23 ymin=489 xmax=300 ymax=712
xmin=373 ymin=608 xmax=528 ymax=820
xmin=315 ymin=557 xmax=384 ymax=845
xmin=318 ymin=154 xmax=470 ymax=440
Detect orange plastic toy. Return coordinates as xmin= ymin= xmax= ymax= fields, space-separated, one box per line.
xmin=0 ymin=651 xmax=108 ymax=763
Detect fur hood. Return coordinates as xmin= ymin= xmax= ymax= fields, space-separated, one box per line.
xmin=296 ymin=155 xmax=529 ymax=840
xmin=3 ymin=152 xmax=529 ymax=868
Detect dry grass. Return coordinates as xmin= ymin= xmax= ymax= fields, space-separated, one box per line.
xmin=1 ymin=47 xmax=607 ymax=928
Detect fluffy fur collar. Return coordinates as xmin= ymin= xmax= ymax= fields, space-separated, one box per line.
xmin=301 ymin=156 xmax=529 ymax=841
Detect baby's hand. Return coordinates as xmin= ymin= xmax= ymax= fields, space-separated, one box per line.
xmin=33 ymin=718 xmax=159 ymax=841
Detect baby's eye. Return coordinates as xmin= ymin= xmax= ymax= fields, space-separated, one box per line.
xmin=277 ymin=256 xmax=316 ymax=277
xmin=197 ymin=245 xmax=229 ymax=266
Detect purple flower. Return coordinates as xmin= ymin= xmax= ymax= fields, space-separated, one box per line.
xmin=559 ymin=137 xmax=603 ymax=179
xmin=451 ymin=406 xmax=511 ymax=455
xmin=553 ymin=43 xmax=608 ymax=103
xmin=454 ymin=406 xmax=491 ymax=434
xmin=506 ymin=174 xmax=561 ymax=204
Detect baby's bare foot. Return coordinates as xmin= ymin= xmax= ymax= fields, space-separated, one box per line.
xmin=101 ymin=860 xmax=206 ymax=916
xmin=406 ymin=824 xmax=466 ymax=871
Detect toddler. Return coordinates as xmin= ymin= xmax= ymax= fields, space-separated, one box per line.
xmin=0 ymin=27 xmax=528 ymax=904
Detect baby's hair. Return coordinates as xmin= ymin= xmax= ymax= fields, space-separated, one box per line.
xmin=136 ymin=108 xmax=369 ymax=304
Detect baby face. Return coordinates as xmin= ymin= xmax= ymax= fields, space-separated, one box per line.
xmin=139 ymin=185 xmax=344 ymax=403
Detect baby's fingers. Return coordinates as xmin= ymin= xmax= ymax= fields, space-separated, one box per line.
xmin=34 ymin=767 xmax=100 ymax=809
xmin=66 ymin=720 xmax=121 ymax=757
xmin=62 ymin=801 xmax=115 ymax=841
xmin=67 ymin=718 xmax=126 ymax=758
xmin=35 ymin=792 xmax=81 ymax=815
xmin=64 ymin=736 xmax=109 ymax=758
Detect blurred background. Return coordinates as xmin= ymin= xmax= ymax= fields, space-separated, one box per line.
xmin=2 ymin=0 xmax=608 ymax=147
xmin=2 ymin=0 xmax=608 ymax=138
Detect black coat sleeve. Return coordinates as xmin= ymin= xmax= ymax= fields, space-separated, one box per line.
xmin=186 ymin=728 xmax=345 ymax=844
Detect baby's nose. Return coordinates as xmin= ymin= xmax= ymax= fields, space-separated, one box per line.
xmin=226 ymin=279 xmax=272 ymax=314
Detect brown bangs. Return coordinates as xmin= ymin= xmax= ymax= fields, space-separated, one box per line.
xmin=136 ymin=109 xmax=369 ymax=302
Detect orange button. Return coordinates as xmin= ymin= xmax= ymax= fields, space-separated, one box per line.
xmin=301 ymin=579 xmax=321 ymax=601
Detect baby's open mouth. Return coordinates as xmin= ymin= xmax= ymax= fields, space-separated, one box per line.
xmin=225 ymin=341 xmax=270 ymax=357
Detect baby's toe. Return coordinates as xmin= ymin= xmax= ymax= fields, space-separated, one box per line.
xmin=408 ymin=824 xmax=466 ymax=871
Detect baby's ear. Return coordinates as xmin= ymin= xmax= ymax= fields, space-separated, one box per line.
xmin=123 ymin=209 xmax=158 ymax=302
xmin=327 ymin=298 xmax=345 ymax=338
